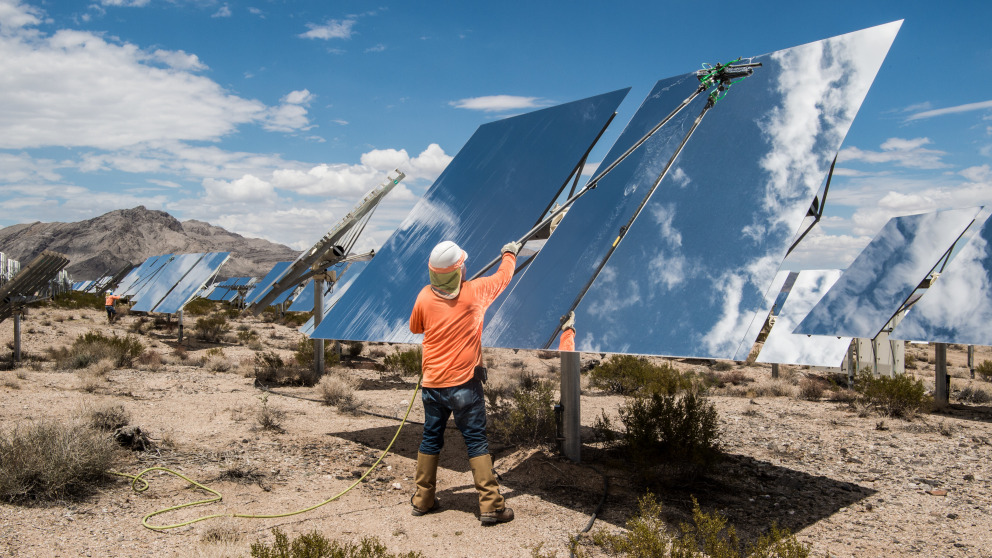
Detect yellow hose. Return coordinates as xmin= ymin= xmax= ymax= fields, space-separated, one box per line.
xmin=112 ymin=376 xmax=422 ymax=531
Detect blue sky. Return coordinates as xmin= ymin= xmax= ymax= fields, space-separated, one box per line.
xmin=1 ymin=0 xmax=990 ymax=271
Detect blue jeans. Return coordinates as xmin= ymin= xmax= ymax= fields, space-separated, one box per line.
xmin=419 ymin=379 xmax=489 ymax=458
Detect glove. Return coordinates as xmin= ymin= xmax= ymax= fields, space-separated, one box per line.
xmin=501 ymin=241 xmax=522 ymax=256
xmin=560 ymin=311 xmax=575 ymax=332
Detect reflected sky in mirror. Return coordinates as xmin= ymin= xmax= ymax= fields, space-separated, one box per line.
xmin=891 ymin=215 xmax=992 ymax=344
xmin=796 ymin=207 xmax=980 ymax=339
xmin=119 ymin=254 xmax=170 ymax=297
xmin=287 ymin=278 xmax=320 ymax=312
xmin=757 ymin=269 xmax=851 ymax=366
xmin=301 ymin=260 xmax=370 ymax=336
xmin=488 ymin=22 xmax=900 ymax=357
xmin=131 ymin=253 xmax=206 ymax=312
xmin=312 ymin=89 xmax=629 ymax=342
xmin=733 ymin=269 xmax=792 ymax=361
xmin=152 ymin=252 xmax=229 ymax=314
xmin=244 ymin=262 xmax=292 ymax=306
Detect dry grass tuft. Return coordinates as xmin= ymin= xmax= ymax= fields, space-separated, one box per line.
xmin=318 ymin=375 xmax=358 ymax=410
xmin=0 ymin=420 xmax=118 ymax=502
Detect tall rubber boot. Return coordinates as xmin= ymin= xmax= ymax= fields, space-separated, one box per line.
xmin=411 ymin=452 xmax=440 ymax=516
xmin=469 ymin=454 xmax=513 ymax=525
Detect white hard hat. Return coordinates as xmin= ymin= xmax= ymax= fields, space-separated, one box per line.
xmin=428 ymin=241 xmax=467 ymax=272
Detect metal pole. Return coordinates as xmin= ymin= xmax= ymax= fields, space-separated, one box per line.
xmin=177 ymin=309 xmax=184 ymax=342
xmin=560 ymin=350 xmax=581 ymax=463
xmin=13 ymin=310 xmax=21 ymax=362
xmin=314 ymin=276 xmax=325 ymax=377
xmin=771 ymin=363 xmax=779 ymax=379
xmin=934 ymin=343 xmax=948 ymax=408
xmin=847 ymin=341 xmax=856 ymax=388
xmin=968 ymin=345 xmax=975 ymax=379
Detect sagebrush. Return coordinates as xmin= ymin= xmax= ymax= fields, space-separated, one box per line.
xmin=589 ymin=355 xmax=693 ymax=396
xmin=49 ymin=331 xmax=144 ymax=370
xmin=594 ymin=492 xmax=810 ymax=558
xmin=854 ymin=371 xmax=930 ymax=418
xmin=0 ymin=420 xmax=118 ymax=502
xmin=250 ymin=528 xmax=424 ymax=558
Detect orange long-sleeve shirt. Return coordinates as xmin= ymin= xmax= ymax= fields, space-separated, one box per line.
xmin=105 ymin=294 xmax=122 ymax=306
xmin=559 ymin=328 xmax=575 ymax=351
xmin=410 ymin=252 xmax=516 ymax=388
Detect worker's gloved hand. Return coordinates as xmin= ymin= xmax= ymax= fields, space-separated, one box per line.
xmin=560 ymin=311 xmax=575 ymax=332
xmin=501 ymin=241 xmax=522 ymax=256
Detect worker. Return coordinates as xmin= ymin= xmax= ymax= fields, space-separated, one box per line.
xmin=105 ymin=290 xmax=123 ymax=323
xmin=559 ymin=311 xmax=576 ymax=351
xmin=409 ymin=239 xmax=520 ymax=525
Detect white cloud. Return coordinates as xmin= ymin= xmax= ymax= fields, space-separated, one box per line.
xmin=907 ymin=99 xmax=992 ymax=121
xmin=0 ymin=26 xmax=268 ymax=149
xmin=99 ymin=0 xmax=150 ymax=7
xmin=211 ymin=5 xmax=231 ymax=18
xmin=300 ymin=18 xmax=356 ymax=40
xmin=0 ymin=0 xmax=41 ymax=30
xmin=449 ymin=95 xmax=547 ymax=112
xmin=202 ymin=174 xmax=276 ymax=203
xmin=149 ymin=49 xmax=207 ymax=71
xmin=365 ymin=43 xmax=385 ymax=53
xmin=263 ymin=89 xmax=314 ymax=132
xmin=838 ymin=137 xmax=948 ymax=169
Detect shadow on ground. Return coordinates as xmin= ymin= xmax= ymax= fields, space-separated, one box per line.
xmin=326 ymin=423 xmax=875 ymax=541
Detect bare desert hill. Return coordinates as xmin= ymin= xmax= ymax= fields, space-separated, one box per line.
xmin=0 ymin=206 xmax=299 ymax=279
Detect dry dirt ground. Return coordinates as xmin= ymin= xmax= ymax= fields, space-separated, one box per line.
xmin=1 ymin=303 xmax=991 ymax=557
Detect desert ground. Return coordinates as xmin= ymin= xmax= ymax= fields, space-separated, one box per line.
xmin=1 ymin=301 xmax=991 ymax=557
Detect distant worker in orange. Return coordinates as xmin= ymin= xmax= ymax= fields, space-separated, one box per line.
xmin=559 ymin=311 xmax=576 ymax=351
xmin=409 ymin=239 xmax=520 ymax=525
xmin=105 ymin=290 xmax=123 ymax=323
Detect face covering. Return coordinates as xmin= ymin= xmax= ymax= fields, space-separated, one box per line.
xmin=430 ymin=263 xmax=465 ymax=299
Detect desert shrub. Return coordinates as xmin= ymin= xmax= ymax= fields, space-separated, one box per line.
xmin=173 ymin=345 xmax=189 ymax=362
xmin=0 ymin=420 xmax=118 ymax=502
xmin=603 ymin=390 xmax=720 ymax=475
xmin=255 ymin=394 xmax=285 ymax=432
xmin=854 ymin=371 xmax=930 ymax=418
xmin=250 ymin=528 xmax=424 ymax=558
xmin=904 ymin=353 xmax=918 ymax=370
xmin=203 ymin=348 xmax=232 ymax=372
xmin=255 ymin=351 xmax=318 ymax=387
xmin=128 ymin=316 xmax=154 ymax=335
xmin=976 ymin=360 xmax=992 ymax=381
xmin=798 ymin=377 xmax=826 ymax=401
xmin=195 ymin=314 xmax=230 ymax=343
xmin=711 ymin=360 xmax=733 ymax=372
xmin=50 ymin=291 xmax=103 ymax=310
xmin=486 ymin=377 xmax=557 ymax=448
xmin=50 ymin=331 xmax=144 ymax=370
xmin=384 ymin=348 xmax=422 ymax=376
xmin=281 ymin=312 xmax=310 ymax=327
xmin=136 ymin=349 xmax=163 ymax=370
xmin=292 ymin=336 xmax=339 ymax=371
xmin=237 ymin=327 xmax=260 ymax=345
xmin=594 ymin=493 xmax=810 ymax=558
xmin=958 ymin=385 xmax=992 ymax=404
xmin=345 ymin=341 xmax=365 ymax=358
xmin=86 ymin=403 xmax=130 ymax=432
xmin=183 ymin=297 xmax=217 ymax=316
xmin=589 ymin=355 xmax=693 ymax=396
xmin=318 ymin=375 xmax=359 ymax=412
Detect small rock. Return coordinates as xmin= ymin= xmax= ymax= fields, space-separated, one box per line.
xmin=392 ymin=483 xmax=402 ymax=490
xmin=947 ymin=513 xmax=958 ymax=519
xmin=964 ymin=474 xmax=974 ymax=481
xmin=927 ymin=489 xmax=948 ymax=497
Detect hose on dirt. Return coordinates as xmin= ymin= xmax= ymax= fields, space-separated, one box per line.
xmin=110 ymin=376 xmax=422 ymax=530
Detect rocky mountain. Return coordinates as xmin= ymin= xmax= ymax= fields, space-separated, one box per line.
xmin=0 ymin=206 xmax=299 ymax=280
